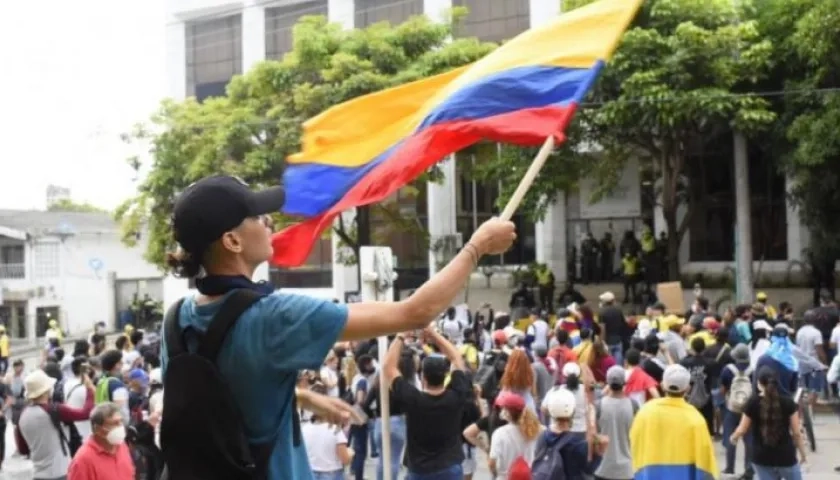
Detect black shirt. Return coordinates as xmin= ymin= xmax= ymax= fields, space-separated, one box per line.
xmin=679 ymin=354 xmax=713 ymax=405
xmin=391 ymin=370 xmax=470 ymax=474
xmin=703 ymin=343 xmax=733 ymax=388
xmin=599 ymin=306 xmax=627 ymax=345
xmin=364 ymin=379 xmax=406 ymax=418
xmin=743 ymin=394 xmax=798 ymax=467
xmin=641 ymin=356 xmax=664 ymax=384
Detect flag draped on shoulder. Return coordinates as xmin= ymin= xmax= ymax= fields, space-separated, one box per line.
xmin=272 ymin=0 xmax=644 ymax=267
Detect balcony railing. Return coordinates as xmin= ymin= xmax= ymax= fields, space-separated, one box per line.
xmin=0 ymin=263 xmax=25 ymax=279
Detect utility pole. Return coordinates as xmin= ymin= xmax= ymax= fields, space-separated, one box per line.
xmin=733 ymin=132 xmax=754 ymax=303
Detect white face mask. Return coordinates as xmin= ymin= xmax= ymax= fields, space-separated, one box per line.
xmin=106 ymin=425 xmax=127 ymax=446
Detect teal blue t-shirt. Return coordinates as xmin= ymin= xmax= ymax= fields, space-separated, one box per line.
xmin=160 ymin=291 xmax=349 ymax=480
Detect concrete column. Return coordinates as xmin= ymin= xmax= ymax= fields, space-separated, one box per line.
xmin=427 ymin=157 xmax=458 ymax=276
xmin=424 ymin=0 xmax=457 ymax=277
xmin=532 ymin=0 xmax=565 ymax=281
xmin=165 ymin=20 xmax=187 ymax=100
xmin=424 ymin=0 xmax=452 ymax=23
xmin=242 ymin=0 xmax=267 ymax=71
xmin=329 ymin=0 xmax=357 ymax=301
xmin=535 ymin=195 xmax=568 ymax=282
xmin=785 ymin=176 xmax=804 ymax=262
xmin=532 ymin=0 xmax=561 ymax=20
xmin=329 ymin=0 xmax=355 ymax=28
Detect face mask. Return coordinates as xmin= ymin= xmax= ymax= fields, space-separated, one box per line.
xmin=106 ymin=425 xmax=127 ymax=445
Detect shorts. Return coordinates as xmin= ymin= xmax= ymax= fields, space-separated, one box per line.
xmin=712 ymin=388 xmax=725 ymax=409
xmin=461 ymin=444 xmax=476 ymax=475
xmin=802 ymin=371 xmax=826 ymax=393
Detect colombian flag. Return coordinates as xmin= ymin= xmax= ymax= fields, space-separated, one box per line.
xmin=272 ymin=0 xmax=643 ymax=266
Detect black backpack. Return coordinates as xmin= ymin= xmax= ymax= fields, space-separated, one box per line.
xmin=160 ymin=289 xmax=295 ymax=480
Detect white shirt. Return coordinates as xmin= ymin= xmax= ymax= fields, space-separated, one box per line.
xmin=489 ymin=423 xmax=542 ymax=480
xmin=795 ymin=325 xmax=823 ymax=360
xmin=528 ymin=319 xmax=551 ymax=351
xmin=149 ymin=390 xmax=164 ymax=448
xmin=750 ymin=339 xmax=770 ymax=369
xmin=302 ymin=422 xmax=348 ymax=472
xmin=441 ymin=317 xmax=467 ymax=344
xmin=63 ymin=377 xmax=92 ymax=440
xmin=319 ymin=367 xmax=340 ymax=398
xmin=829 ymin=325 xmax=840 ymax=348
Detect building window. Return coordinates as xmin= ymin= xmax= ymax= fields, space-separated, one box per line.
xmin=355 ymin=0 xmax=424 ymax=28
xmin=452 ymin=0 xmax=530 ymax=43
xmin=265 ymin=1 xmax=328 ymax=60
xmin=33 ymin=242 xmax=60 ymax=279
xmin=455 ymin=154 xmax=535 ymax=265
xmin=185 ymin=15 xmax=243 ymax=101
xmin=688 ymin=133 xmax=787 ymax=262
xmin=0 ymin=244 xmax=25 ymax=279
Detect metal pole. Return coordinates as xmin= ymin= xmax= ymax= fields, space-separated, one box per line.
xmin=733 ymin=131 xmax=754 ymax=303
xmin=471 ymin=154 xmax=478 ymax=233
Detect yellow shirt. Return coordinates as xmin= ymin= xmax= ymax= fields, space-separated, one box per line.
xmin=0 ymin=335 xmax=8 ymax=357
xmin=688 ymin=330 xmax=716 ymax=348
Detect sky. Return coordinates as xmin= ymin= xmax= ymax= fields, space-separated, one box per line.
xmin=0 ymin=0 xmax=167 ymax=210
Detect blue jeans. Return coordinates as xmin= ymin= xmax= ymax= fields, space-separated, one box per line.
xmin=374 ymin=415 xmax=407 ymax=480
xmin=369 ymin=419 xmax=380 ymax=457
xmin=406 ymin=464 xmax=463 ymax=480
xmin=608 ymin=342 xmax=623 ymax=366
xmin=349 ymin=423 xmax=369 ymax=480
xmin=752 ymin=463 xmax=802 ymax=480
xmin=802 ymin=371 xmax=825 ymax=393
xmin=722 ymin=407 xmax=753 ymax=474
xmin=313 ymin=471 xmax=346 ymax=480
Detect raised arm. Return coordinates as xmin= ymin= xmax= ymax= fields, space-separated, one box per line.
xmin=341 ymin=219 xmax=515 ymax=341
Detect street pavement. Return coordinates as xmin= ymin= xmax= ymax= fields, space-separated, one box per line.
xmin=0 ymin=336 xmax=838 ymax=479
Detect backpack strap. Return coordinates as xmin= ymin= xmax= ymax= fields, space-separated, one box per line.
xmin=197 ymin=289 xmax=265 ymax=361
xmin=164 ymin=298 xmax=188 ymax=359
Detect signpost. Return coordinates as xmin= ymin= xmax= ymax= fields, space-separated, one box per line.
xmin=359 ymin=246 xmax=398 ymax=480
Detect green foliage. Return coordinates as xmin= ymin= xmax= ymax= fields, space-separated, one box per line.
xmin=756 ymin=0 xmax=840 ymax=262
xmin=47 ymin=199 xmax=108 ymax=214
xmin=119 ymin=11 xmax=496 ymax=269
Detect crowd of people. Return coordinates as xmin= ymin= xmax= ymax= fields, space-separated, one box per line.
xmin=293 ymin=289 xmax=840 ymax=480
xmin=10 ymin=176 xmax=840 ymax=480
xmin=2 ymin=323 xmax=163 ymax=479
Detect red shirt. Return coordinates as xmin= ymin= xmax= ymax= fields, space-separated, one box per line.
xmin=67 ymin=437 xmax=135 ymax=480
xmin=625 ymin=366 xmax=658 ymax=403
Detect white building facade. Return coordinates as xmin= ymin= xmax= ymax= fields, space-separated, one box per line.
xmin=164 ymin=0 xmax=810 ymax=302
xmin=0 ymin=211 xmax=165 ymax=339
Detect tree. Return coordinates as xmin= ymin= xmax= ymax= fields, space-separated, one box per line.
xmin=117 ymin=11 xmax=496 ymax=269
xmin=476 ymin=0 xmax=776 ymax=279
xmin=756 ymin=0 xmax=840 ymax=267
xmin=47 ymin=198 xmax=108 ymax=214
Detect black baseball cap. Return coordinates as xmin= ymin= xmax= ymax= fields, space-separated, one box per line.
xmin=173 ymin=175 xmax=285 ymax=256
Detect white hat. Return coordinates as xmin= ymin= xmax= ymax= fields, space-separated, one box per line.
xmin=752 ymin=320 xmax=772 ymax=332
xmin=544 ymin=388 xmax=577 ymax=418
xmin=662 ymin=364 xmax=691 ymax=393
xmin=25 ymin=370 xmax=57 ymax=400
xmin=599 ymin=291 xmax=615 ymax=303
xmin=562 ymin=362 xmax=581 ymax=378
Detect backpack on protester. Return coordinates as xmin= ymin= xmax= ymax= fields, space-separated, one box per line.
xmin=725 ymin=364 xmax=753 ymax=414
xmin=160 ymin=289 xmax=293 ymax=480
xmin=95 ymin=376 xmax=121 ymax=404
xmin=686 ymin=368 xmax=710 ymax=408
xmin=530 ymin=430 xmax=578 ymax=480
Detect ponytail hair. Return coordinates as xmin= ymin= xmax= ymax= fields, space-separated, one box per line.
xmin=758 ymin=372 xmax=784 ymax=446
xmin=166 ymin=248 xmax=202 ymax=278
xmin=509 ymin=408 xmax=542 ymax=442
xmin=565 ymin=373 xmax=580 ymax=391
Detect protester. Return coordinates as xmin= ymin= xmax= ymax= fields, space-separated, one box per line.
xmin=731 ymin=367 xmax=807 ymax=480
xmin=383 ymin=327 xmax=469 ymax=480
xmin=157 ymin=176 xmax=515 ymax=479
xmin=629 ymin=364 xmax=718 ymax=479
xmin=67 ymin=402 xmax=135 ymax=480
